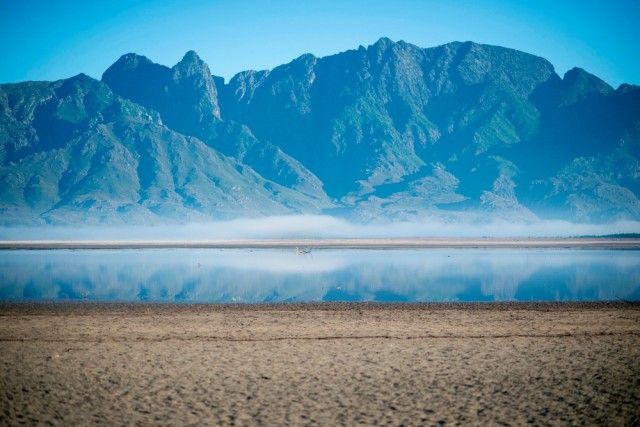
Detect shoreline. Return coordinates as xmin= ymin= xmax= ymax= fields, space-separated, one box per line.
xmin=2 ymin=237 xmax=640 ymax=250
xmin=2 ymin=301 xmax=639 ymax=318
xmin=1 ymin=300 xmax=638 ymax=311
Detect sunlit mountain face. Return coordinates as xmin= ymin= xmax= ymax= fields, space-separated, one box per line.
xmin=1 ymin=38 xmax=639 ymax=226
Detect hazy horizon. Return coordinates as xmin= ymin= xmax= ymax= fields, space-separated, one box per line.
xmin=1 ymin=215 xmax=639 ymax=241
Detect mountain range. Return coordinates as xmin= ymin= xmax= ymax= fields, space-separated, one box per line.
xmin=1 ymin=38 xmax=639 ymax=225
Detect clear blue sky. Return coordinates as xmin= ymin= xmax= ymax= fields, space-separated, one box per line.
xmin=1 ymin=0 xmax=638 ymax=87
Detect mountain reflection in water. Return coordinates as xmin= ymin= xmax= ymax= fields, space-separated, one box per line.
xmin=1 ymin=249 xmax=638 ymax=302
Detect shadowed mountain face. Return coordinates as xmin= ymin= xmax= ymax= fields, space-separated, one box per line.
xmin=102 ymin=51 xmax=329 ymax=204
xmin=1 ymin=38 xmax=639 ymax=225
xmin=102 ymin=51 xmax=221 ymax=134
xmin=0 ymin=75 xmax=328 ymax=225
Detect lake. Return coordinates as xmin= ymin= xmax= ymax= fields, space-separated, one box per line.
xmin=1 ymin=248 xmax=639 ymax=302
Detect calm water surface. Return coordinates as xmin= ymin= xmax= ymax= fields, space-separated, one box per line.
xmin=1 ymin=249 xmax=639 ymax=302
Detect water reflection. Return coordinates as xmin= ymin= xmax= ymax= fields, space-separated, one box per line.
xmin=0 ymin=249 xmax=638 ymax=302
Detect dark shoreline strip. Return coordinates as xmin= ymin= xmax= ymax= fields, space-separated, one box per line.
xmin=1 ymin=300 xmax=638 ymax=314
xmin=1 ymin=238 xmax=640 ymax=250
xmin=2 ymin=331 xmax=638 ymax=344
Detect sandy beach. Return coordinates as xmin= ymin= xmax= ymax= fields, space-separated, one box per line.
xmin=1 ymin=302 xmax=639 ymax=426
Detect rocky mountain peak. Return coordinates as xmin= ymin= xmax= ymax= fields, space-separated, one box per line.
xmin=102 ymin=50 xmax=221 ymax=134
xmin=293 ymin=53 xmax=317 ymax=66
xmin=182 ymin=50 xmax=201 ymax=62
xmin=367 ymin=37 xmax=398 ymax=63
xmin=372 ymin=37 xmax=395 ymax=50
xmin=616 ymin=83 xmax=639 ymax=94
xmin=103 ymin=53 xmax=157 ymax=75
xmin=168 ymin=50 xmax=221 ymax=124
xmin=174 ymin=50 xmax=209 ymax=76
xmin=557 ymin=67 xmax=615 ymax=106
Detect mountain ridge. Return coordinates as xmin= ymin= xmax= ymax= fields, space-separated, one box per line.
xmin=1 ymin=38 xmax=639 ymax=225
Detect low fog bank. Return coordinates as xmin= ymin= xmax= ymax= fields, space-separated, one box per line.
xmin=1 ymin=216 xmax=639 ymax=241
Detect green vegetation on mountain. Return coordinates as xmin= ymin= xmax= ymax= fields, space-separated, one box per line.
xmin=1 ymin=38 xmax=639 ymax=224
xmin=0 ymin=75 xmax=327 ymax=225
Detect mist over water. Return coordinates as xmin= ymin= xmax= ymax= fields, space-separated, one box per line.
xmin=1 ymin=215 xmax=639 ymax=240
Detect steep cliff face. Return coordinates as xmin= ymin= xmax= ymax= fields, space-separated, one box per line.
xmin=219 ymin=38 xmax=639 ymax=221
xmin=1 ymin=38 xmax=639 ymax=225
xmin=102 ymin=51 xmax=221 ymax=134
xmin=102 ymin=51 xmax=330 ymax=203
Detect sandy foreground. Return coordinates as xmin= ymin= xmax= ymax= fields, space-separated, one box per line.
xmin=1 ymin=302 xmax=639 ymax=426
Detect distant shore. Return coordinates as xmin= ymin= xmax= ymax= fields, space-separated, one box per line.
xmin=1 ymin=302 xmax=639 ymax=425
xmin=2 ymin=237 xmax=640 ymax=250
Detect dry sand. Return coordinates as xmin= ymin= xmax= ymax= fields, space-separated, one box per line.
xmin=1 ymin=302 xmax=639 ymax=426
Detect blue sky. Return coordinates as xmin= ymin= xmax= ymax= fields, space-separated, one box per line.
xmin=1 ymin=0 xmax=638 ymax=87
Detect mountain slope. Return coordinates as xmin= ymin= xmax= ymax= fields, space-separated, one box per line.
xmin=0 ymin=74 xmax=328 ymax=225
xmin=102 ymin=51 xmax=330 ymax=203
xmin=1 ymin=38 xmax=639 ymax=225
xmin=219 ymin=38 xmax=640 ymax=221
